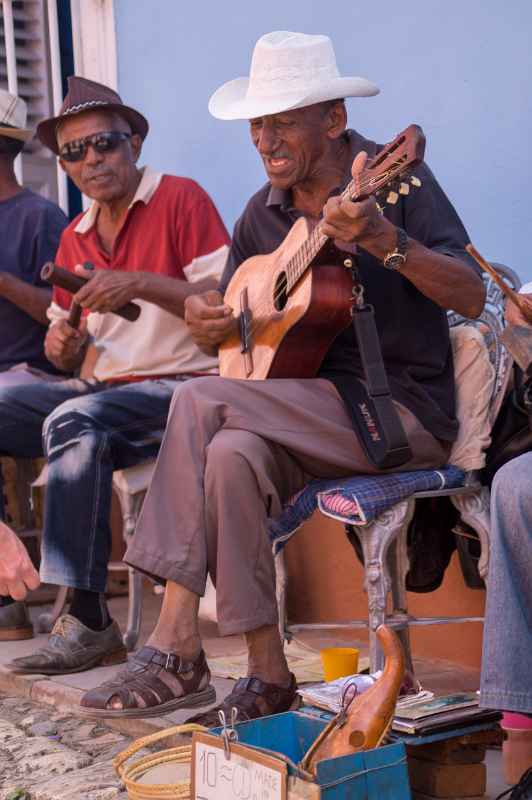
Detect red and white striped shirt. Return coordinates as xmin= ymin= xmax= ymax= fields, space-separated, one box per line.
xmin=48 ymin=166 xmax=229 ymax=381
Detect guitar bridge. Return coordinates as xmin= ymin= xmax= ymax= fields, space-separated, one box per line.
xmin=238 ymin=287 xmax=254 ymax=377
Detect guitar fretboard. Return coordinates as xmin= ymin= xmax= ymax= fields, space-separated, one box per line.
xmin=283 ymin=152 xmax=411 ymax=293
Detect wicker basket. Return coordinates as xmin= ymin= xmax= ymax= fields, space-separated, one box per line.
xmin=113 ymin=724 xmax=207 ymax=800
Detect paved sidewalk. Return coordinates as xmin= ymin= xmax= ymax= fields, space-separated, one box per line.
xmin=0 ymin=591 xmax=484 ymax=737
xmin=0 ymin=589 xmax=509 ymax=798
xmin=0 ymin=691 xmax=131 ymax=800
xmin=0 ymin=592 xmax=238 ymax=740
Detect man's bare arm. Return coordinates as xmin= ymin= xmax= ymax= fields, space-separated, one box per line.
xmin=322 ymin=197 xmax=485 ymax=319
xmin=376 ymin=234 xmax=485 ymax=319
xmin=73 ymin=266 xmax=218 ymax=319
xmin=0 ymin=272 xmax=52 ymax=325
xmin=131 ymin=273 xmax=219 ymax=317
xmin=321 ymin=152 xmax=485 ymax=319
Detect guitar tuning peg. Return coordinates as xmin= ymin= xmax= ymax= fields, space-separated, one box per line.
xmin=410 ymin=176 xmax=421 ymax=187
xmin=386 ymin=190 xmax=399 ymax=205
xmin=399 ymin=182 xmax=410 ymax=195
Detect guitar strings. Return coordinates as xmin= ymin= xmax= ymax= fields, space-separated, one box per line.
xmin=241 ymin=166 xmax=403 ymax=342
xmin=239 ymin=174 xmax=377 ymax=336
xmin=238 ymin=163 xmax=407 ymax=342
xmin=269 ymin=161 xmax=405 ymax=302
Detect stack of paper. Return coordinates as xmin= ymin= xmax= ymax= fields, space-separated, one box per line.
xmin=297 ymin=674 xmax=433 ymax=715
xmin=392 ymin=692 xmax=499 ymax=735
xmin=297 ymin=673 xmax=380 ymax=713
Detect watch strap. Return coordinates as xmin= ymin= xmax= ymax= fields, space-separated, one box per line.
xmin=383 ymin=227 xmax=408 ymax=270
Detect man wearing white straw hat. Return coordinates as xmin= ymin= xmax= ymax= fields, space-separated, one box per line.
xmin=0 ymin=88 xmax=67 ymax=642
xmin=80 ymin=32 xmax=485 ymax=724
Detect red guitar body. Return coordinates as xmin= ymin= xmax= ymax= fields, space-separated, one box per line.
xmin=219 ymin=217 xmax=354 ymax=379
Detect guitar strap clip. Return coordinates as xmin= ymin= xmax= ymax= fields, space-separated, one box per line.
xmin=351 ymin=280 xmax=365 ymax=313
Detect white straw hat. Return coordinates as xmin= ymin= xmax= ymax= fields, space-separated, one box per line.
xmin=209 ymin=31 xmax=379 ymax=121
xmin=0 ymin=89 xmax=33 ymax=141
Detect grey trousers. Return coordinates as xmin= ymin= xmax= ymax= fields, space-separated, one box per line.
xmin=125 ymin=376 xmax=449 ymax=636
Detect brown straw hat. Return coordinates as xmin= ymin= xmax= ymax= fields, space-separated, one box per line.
xmin=37 ymin=76 xmax=149 ymax=154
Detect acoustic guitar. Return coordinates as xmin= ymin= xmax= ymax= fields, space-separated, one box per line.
xmin=219 ymin=124 xmax=426 ymax=380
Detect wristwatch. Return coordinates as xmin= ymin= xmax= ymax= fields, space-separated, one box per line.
xmin=383 ymin=227 xmax=408 ymax=271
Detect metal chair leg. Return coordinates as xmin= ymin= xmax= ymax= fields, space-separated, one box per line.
xmin=451 ymin=487 xmax=491 ymax=580
xmin=275 ymin=549 xmax=290 ymax=643
xmin=112 ymin=484 xmax=147 ymax=650
xmin=36 ymin=585 xmax=68 ymax=633
xmin=387 ymin=531 xmax=415 ymax=676
xmin=359 ymin=499 xmax=416 ymax=672
xmin=123 ymin=567 xmax=143 ymax=651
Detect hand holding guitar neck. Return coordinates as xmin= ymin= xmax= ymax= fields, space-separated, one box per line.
xmin=466 ymin=244 xmax=532 ymax=325
xmin=40 ymin=262 xmax=141 ymax=323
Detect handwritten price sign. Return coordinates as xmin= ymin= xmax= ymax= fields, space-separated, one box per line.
xmin=192 ymin=731 xmax=287 ymax=800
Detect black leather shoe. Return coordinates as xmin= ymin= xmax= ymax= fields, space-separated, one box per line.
xmin=6 ymin=614 xmax=127 ymax=674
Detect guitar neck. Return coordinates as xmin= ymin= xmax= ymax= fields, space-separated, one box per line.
xmin=282 ymin=173 xmax=383 ymax=293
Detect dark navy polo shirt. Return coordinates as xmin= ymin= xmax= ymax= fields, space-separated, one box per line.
xmin=219 ymin=130 xmax=481 ymax=442
xmin=0 ymin=188 xmax=68 ymax=373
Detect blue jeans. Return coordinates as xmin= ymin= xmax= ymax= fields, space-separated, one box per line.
xmin=480 ymin=452 xmax=532 ymax=713
xmin=0 ymin=377 xmax=184 ymax=592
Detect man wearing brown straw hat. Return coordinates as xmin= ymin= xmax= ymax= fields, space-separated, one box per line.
xmin=2 ymin=76 xmax=229 ymax=675
xmin=0 ymin=88 xmax=67 ymax=641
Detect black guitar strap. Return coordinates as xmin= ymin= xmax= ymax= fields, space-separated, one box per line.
xmin=324 ymin=135 xmax=411 ymax=468
xmin=334 ymin=271 xmax=412 ymax=469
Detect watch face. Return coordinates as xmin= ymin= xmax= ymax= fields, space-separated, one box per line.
xmin=384 ymin=254 xmax=406 ymax=270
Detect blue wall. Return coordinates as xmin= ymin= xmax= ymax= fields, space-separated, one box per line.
xmin=114 ymin=1 xmax=532 ymax=281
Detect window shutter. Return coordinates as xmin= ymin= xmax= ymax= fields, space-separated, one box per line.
xmin=1 ymin=0 xmax=53 ymax=150
xmin=1 ymin=1 xmax=60 ymax=201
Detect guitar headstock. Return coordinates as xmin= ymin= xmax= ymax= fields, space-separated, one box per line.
xmin=350 ymin=124 xmax=426 ymax=202
xmin=375 ymin=173 xmax=422 ymax=211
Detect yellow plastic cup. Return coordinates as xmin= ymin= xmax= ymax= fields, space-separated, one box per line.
xmin=320 ymin=647 xmax=359 ymax=682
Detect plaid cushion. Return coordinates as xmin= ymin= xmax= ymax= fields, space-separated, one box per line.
xmin=269 ymin=465 xmax=465 ymax=554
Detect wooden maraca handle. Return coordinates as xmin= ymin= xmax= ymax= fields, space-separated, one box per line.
xmin=466 ymin=244 xmax=532 ymax=324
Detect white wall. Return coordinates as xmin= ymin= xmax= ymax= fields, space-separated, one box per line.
xmin=114 ymin=0 xmax=532 ymax=281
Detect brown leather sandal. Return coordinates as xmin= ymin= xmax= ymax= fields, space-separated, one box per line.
xmin=186 ymin=673 xmax=299 ymax=728
xmin=79 ymin=646 xmax=216 ymax=719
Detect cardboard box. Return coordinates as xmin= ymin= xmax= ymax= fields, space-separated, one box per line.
xmin=204 ymin=710 xmax=412 ymax=799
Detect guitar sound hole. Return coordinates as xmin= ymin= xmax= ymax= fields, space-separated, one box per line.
xmin=273 ymin=271 xmax=288 ymax=311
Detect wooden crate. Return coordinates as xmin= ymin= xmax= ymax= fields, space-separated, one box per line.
xmin=1 ymin=456 xmax=45 ymax=530
xmin=408 ymin=759 xmax=486 ymax=798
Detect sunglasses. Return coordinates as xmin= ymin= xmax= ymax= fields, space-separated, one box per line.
xmin=59 ymin=131 xmax=131 ymax=163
